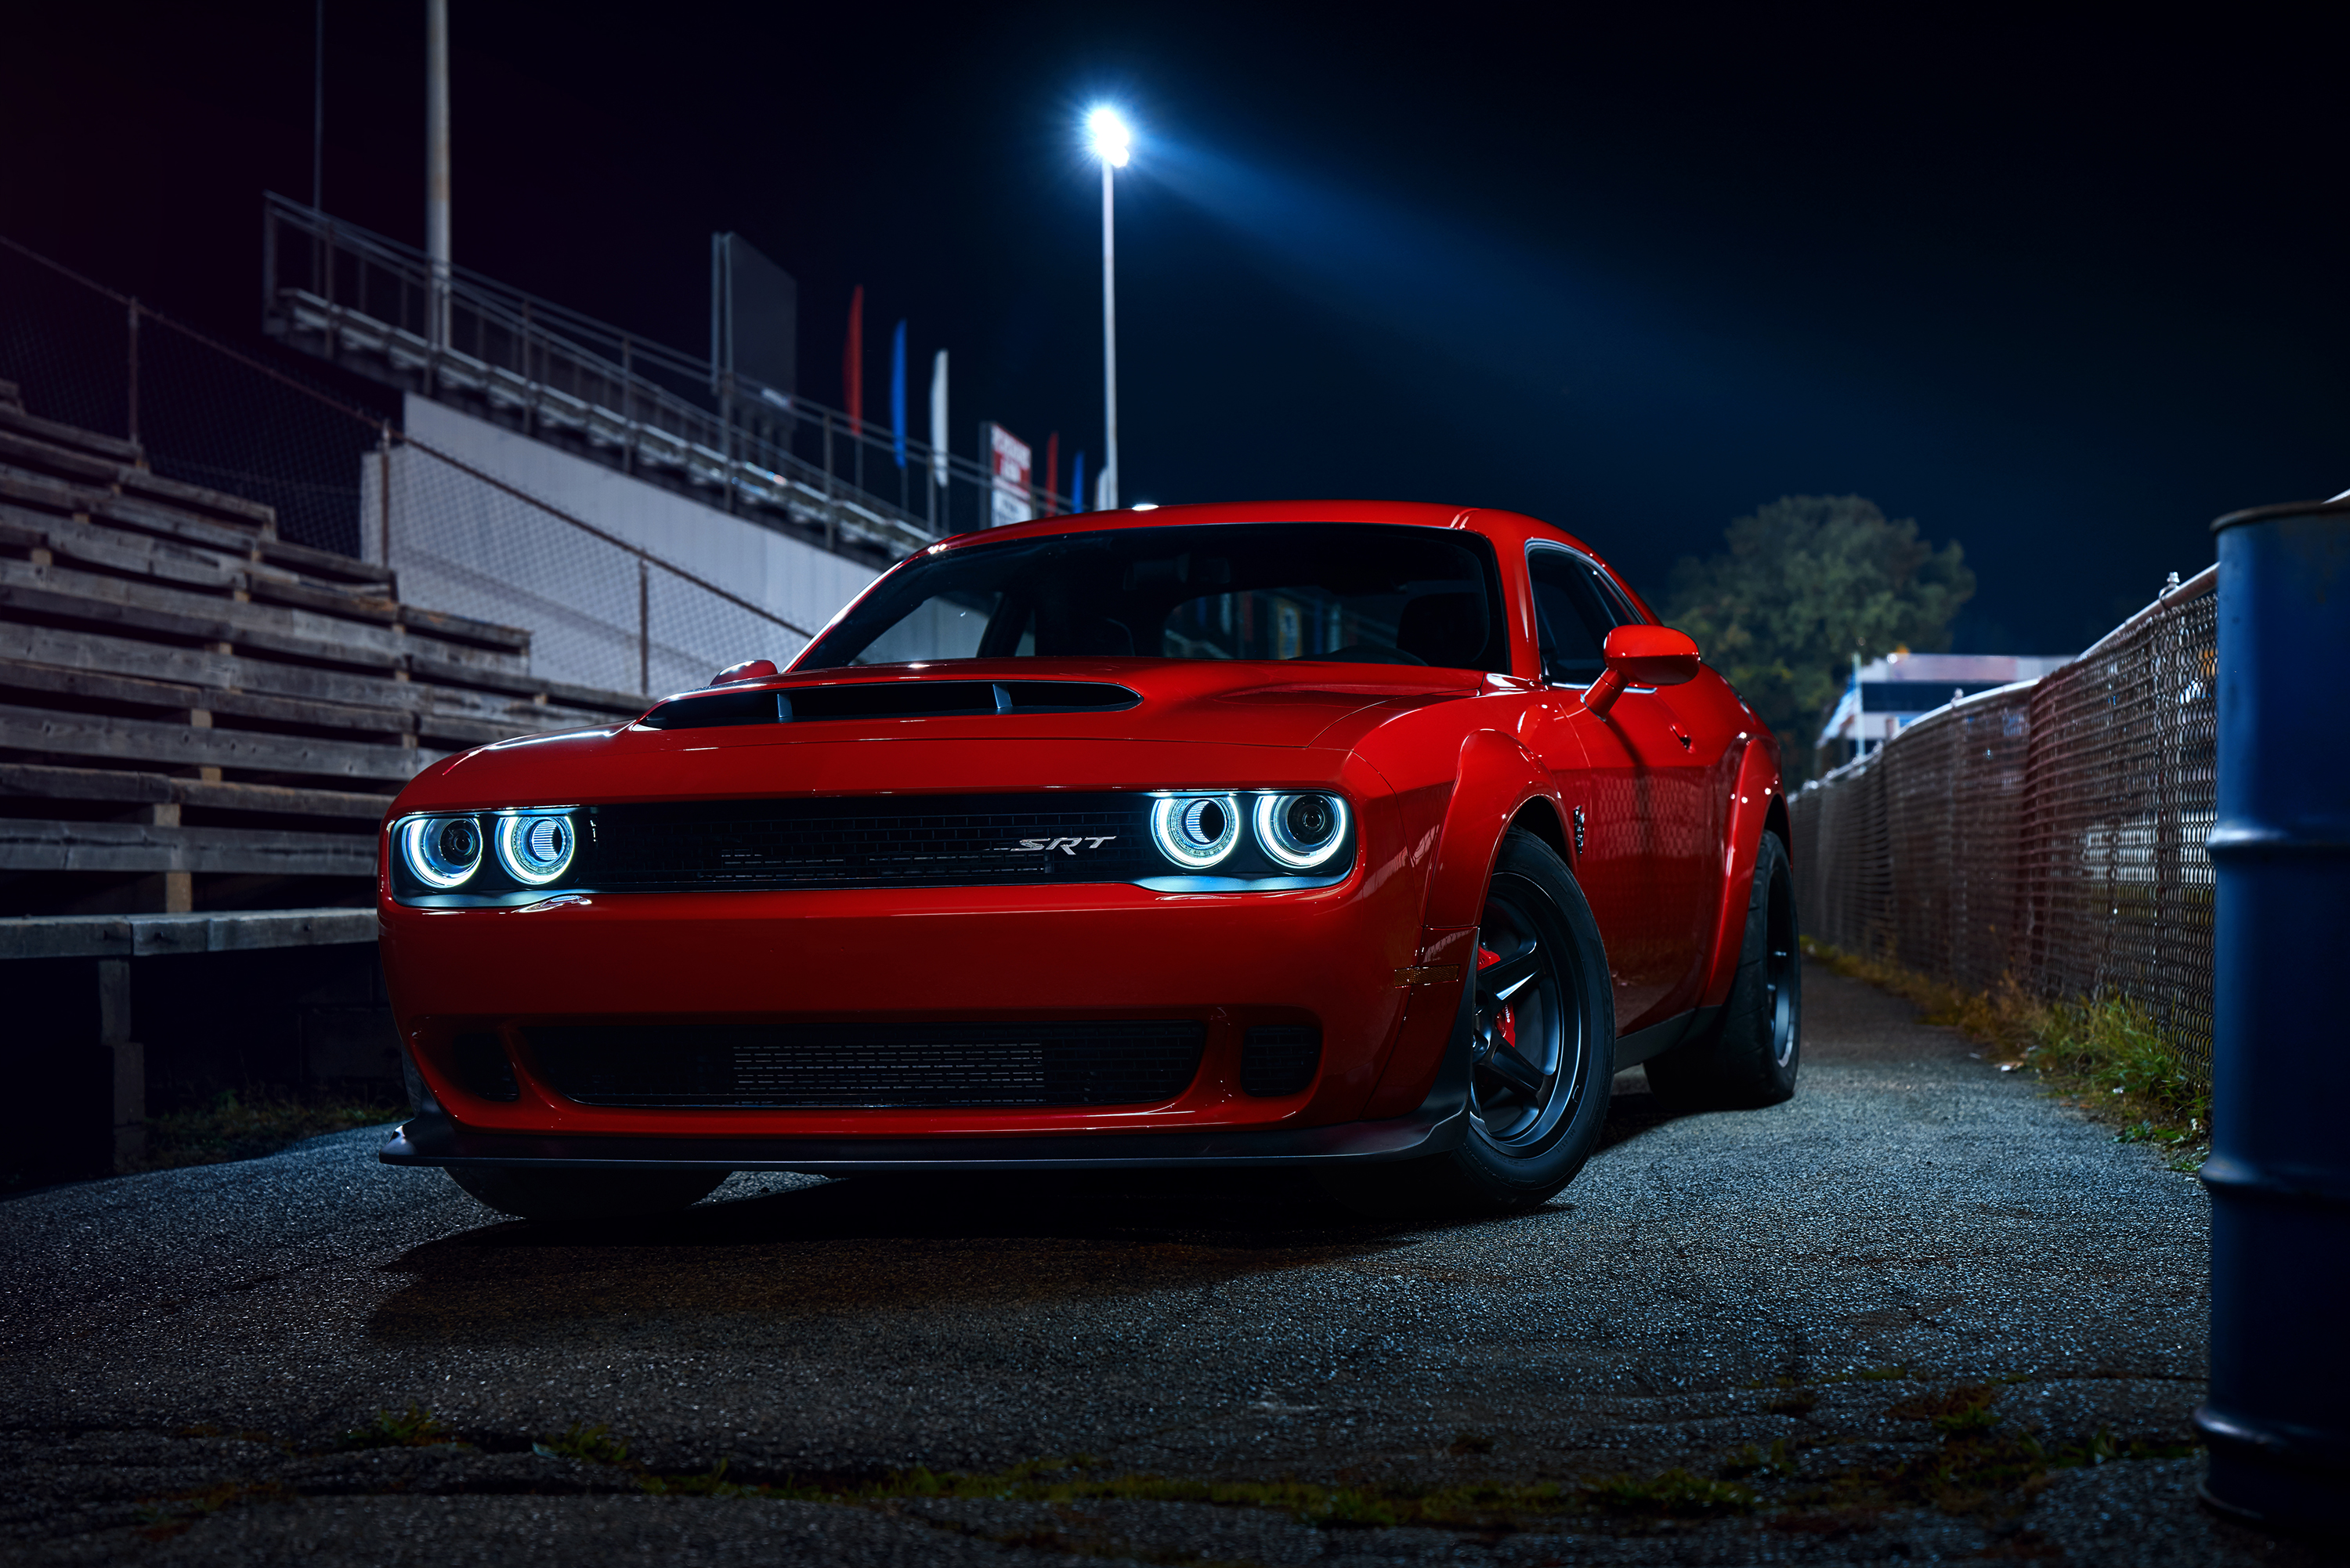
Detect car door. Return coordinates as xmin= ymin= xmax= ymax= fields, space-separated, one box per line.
xmin=1526 ymin=544 xmax=1717 ymax=1033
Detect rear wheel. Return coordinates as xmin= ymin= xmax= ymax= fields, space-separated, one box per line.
xmin=1325 ymin=829 xmax=1614 ymax=1217
xmin=1647 ymin=830 xmax=1799 ymax=1110
xmin=446 ymin=1165 xmax=728 ymax=1221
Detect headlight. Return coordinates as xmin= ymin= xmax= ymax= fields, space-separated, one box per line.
xmin=400 ymin=815 xmax=484 ymax=888
xmin=495 ymin=811 xmax=577 ymax=885
xmin=1150 ymin=793 xmax=1241 ymax=869
xmin=1254 ymin=793 xmax=1350 ymax=869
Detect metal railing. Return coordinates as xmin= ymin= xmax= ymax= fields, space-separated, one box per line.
xmin=261 ymin=195 xmax=1074 ymax=559
xmin=1791 ymin=567 xmax=2219 ymax=1077
xmin=3 ymin=229 xmax=819 ymax=699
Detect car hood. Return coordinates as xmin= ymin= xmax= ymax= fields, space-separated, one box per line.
xmin=399 ymin=659 xmax=1484 ymax=811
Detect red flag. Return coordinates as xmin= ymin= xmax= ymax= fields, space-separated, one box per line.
xmin=1043 ymin=432 xmax=1059 ymax=515
xmin=843 ymin=285 xmax=864 ymax=435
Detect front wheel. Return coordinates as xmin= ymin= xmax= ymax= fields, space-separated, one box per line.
xmin=446 ymin=1165 xmax=728 ymax=1221
xmin=1325 ymin=829 xmax=1615 ymax=1217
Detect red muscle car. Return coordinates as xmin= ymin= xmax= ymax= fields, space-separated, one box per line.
xmin=378 ymin=501 xmax=1799 ymax=1219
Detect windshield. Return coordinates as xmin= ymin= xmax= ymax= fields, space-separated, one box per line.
xmin=797 ymin=522 xmax=1509 ymax=673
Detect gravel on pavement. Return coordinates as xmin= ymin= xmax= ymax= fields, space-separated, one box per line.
xmin=2 ymin=963 xmax=2323 ymax=1566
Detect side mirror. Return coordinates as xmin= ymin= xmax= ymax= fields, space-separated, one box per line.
xmin=709 ymin=658 xmax=779 ymax=687
xmin=1582 ymin=625 xmax=1701 ymax=718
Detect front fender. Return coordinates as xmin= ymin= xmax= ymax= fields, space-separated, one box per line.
xmin=1696 ymin=734 xmax=1786 ymax=1009
xmin=1358 ymin=728 xmax=1560 ymax=1118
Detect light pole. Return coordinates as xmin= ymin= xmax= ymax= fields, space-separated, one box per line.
xmin=1087 ymin=107 xmax=1130 ymax=511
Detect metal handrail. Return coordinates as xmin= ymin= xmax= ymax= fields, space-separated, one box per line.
xmin=262 ymin=195 xmax=1077 ymax=540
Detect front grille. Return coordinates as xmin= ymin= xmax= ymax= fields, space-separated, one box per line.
xmin=526 ymin=1020 xmax=1208 ymax=1108
xmin=583 ymin=793 xmax=1158 ymax=891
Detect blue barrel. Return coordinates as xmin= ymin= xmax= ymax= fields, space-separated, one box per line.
xmin=2199 ymin=498 xmax=2350 ymax=1532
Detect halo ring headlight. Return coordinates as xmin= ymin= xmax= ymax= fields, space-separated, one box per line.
xmin=1150 ymin=793 xmax=1241 ymax=869
xmin=495 ymin=811 xmax=577 ymax=886
xmin=1254 ymin=793 xmax=1350 ymax=871
xmin=400 ymin=815 xmax=484 ymax=888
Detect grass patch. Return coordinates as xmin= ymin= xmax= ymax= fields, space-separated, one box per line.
xmin=1584 ymin=1469 xmax=1755 ymax=1517
xmin=137 ymin=1088 xmax=407 ymax=1172
xmin=338 ymin=1404 xmax=465 ymax=1451
xmin=534 ymin=1422 xmax=631 ymax=1465
xmin=1723 ymin=1439 xmax=1799 ymax=1479
xmin=1802 ymin=939 xmax=2209 ymax=1170
xmin=608 ymin=1451 xmax=1760 ymax=1529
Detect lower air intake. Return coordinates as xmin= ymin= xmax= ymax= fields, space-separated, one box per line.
xmin=450 ymin=1031 xmax=519 ymax=1101
xmin=1240 ymin=1025 xmax=1321 ymax=1097
xmin=526 ymin=1021 xmax=1207 ymax=1109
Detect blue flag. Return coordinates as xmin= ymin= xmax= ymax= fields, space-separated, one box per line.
xmin=890 ymin=321 xmax=908 ymax=468
xmin=1071 ymin=450 xmax=1086 ymax=513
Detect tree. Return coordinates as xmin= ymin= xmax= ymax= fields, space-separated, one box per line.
xmin=1661 ymin=495 xmax=1975 ymax=780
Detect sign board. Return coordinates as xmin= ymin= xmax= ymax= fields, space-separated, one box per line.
xmin=983 ymin=421 xmax=1032 ymax=528
xmin=710 ymin=233 xmax=797 ymax=401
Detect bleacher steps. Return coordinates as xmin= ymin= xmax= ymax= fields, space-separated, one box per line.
xmin=0 ymin=381 xmax=649 ymax=912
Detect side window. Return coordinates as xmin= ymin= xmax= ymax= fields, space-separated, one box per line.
xmin=1528 ymin=547 xmax=1623 ymax=685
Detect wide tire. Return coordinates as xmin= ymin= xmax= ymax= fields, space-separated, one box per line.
xmin=1325 ymin=830 xmax=1615 ymax=1218
xmin=446 ymin=1165 xmax=728 ymax=1221
xmin=1647 ymin=830 xmax=1800 ymax=1111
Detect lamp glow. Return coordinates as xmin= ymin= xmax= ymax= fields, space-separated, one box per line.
xmin=1087 ymin=107 xmax=1131 ymax=167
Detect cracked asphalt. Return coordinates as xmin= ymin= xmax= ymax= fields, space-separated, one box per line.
xmin=2 ymin=964 xmax=2323 ymax=1566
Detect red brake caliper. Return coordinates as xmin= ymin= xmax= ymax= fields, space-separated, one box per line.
xmin=1476 ymin=945 xmax=1517 ymax=1050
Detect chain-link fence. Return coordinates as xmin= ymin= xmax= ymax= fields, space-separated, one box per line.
xmin=1 ymin=235 xmax=821 ymax=698
xmin=368 ymin=438 xmax=817 ymax=695
xmin=1791 ymin=569 xmax=2218 ymax=1077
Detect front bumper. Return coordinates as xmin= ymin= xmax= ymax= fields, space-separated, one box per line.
xmin=379 ymin=860 xmax=1466 ymax=1150
xmin=380 ymin=1040 xmax=1468 ymax=1172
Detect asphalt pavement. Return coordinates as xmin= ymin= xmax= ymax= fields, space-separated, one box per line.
xmin=2 ymin=964 xmax=2321 ymax=1566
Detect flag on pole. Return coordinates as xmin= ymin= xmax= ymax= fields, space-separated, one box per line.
xmin=929 ymin=351 xmax=949 ymax=490
xmin=1043 ymin=432 xmax=1059 ymax=515
xmin=1071 ymin=450 xmax=1086 ymax=514
xmin=890 ymin=320 xmax=908 ymax=468
xmin=842 ymin=286 xmax=863 ymax=435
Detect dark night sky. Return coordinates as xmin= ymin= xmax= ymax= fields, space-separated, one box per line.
xmin=3 ymin=2 xmax=2343 ymax=652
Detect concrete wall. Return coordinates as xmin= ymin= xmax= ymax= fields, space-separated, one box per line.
xmin=361 ymin=395 xmax=878 ymax=695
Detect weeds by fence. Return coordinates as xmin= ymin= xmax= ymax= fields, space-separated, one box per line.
xmin=1792 ymin=569 xmax=2218 ymax=1082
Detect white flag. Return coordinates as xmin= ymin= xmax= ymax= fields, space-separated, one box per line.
xmin=929 ymin=350 xmax=949 ymax=489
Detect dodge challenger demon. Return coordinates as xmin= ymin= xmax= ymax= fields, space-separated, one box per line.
xmin=378 ymin=501 xmax=1799 ymax=1219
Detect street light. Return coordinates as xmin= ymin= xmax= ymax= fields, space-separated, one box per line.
xmin=1086 ymin=107 xmax=1130 ymax=510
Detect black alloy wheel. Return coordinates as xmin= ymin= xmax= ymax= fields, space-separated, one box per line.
xmin=1468 ymin=883 xmax=1584 ymax=1154
xmin=1762 ymin=840 xmax=1798 ymax=1071
xmin=1647 ymin=829 xmax=1801 ymax=1110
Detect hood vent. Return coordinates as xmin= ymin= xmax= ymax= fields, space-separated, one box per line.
xmin=639 ymin=680 xmax=1141 ymax=731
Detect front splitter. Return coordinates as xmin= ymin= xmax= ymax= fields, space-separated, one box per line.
xmin=379 ymin=1097 xmax=1464 ymax=1174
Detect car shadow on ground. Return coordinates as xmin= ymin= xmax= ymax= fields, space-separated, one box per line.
xmin=364 ymin=1071 xmax=1699 ymax=1342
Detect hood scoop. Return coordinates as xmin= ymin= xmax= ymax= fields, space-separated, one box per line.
xmin=639 ymin=679 xmax=1141 ymax=731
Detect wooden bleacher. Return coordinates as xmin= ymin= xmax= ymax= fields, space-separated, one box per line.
xmin=0 ymin=376 xmax=651 ymax=916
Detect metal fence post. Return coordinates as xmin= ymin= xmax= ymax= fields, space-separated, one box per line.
xmin=378 ymin=421 xmax=393 ymax=569
xmin=2197 ymin=497 xmax=2350 ymax=1533
xmin=125 ymin=299 xmax=140 ymax=450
